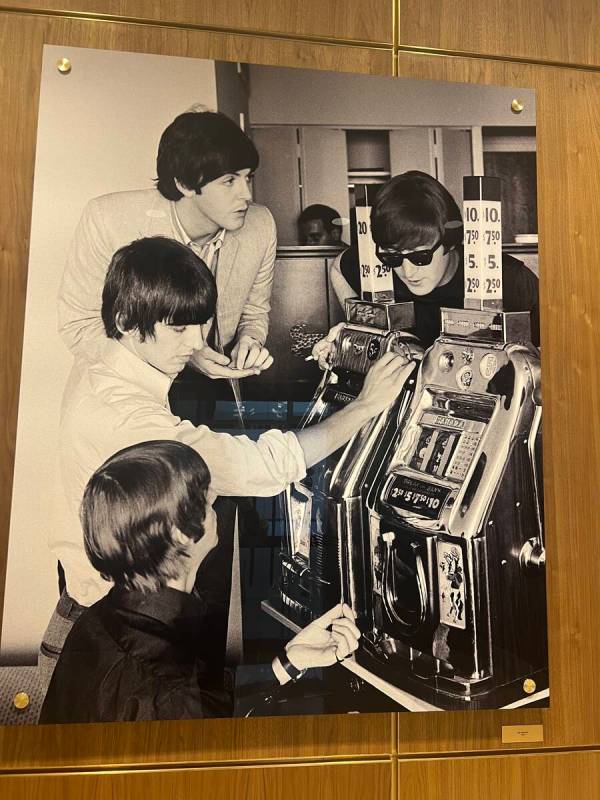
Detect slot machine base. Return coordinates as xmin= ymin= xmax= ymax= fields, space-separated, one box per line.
xmin=355 ymin=646 xmax=549 ymax=711
xmin=261 ymin=598 xmax=548 ymax=712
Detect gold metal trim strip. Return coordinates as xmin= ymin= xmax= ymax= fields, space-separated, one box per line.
xmin=396 ymin=42 xmax=600 ymax=75
xmin=395 ymin=743 xmax=600 ymax=763
xmin=391 ymin=754 xmax=398 ymax=800
xmin=0 ymin=5 xmax=393 ymax=50
xmin=391 ymin=713 xmax=398 ymax=756
xmin=392 ymin=0 xmax=399 ymax=76
xmin=0 ymin=756 xmax=392 ymax=779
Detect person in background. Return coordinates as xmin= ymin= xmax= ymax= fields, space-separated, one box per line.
xmin=298 ymin=204 xmax=347 ymax=247
xmin=320 ymin=170 xmax=539 ymax=361
xmin=58 ymin=109 xmax=275 ymax=376
xmin=39 ymin=440 xmax=360 ymax=724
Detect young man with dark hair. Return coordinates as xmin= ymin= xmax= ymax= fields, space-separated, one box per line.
xmin=40 ymin=440 xmax=360 ymax=724
xmin=298 ymin=204 xmax=346 ymax=246
xmin=41 ymin=236 xmax=413 ymax=690
xmin=325 ymin=171 xmax=539 ymax=352
xmin=58 ymin=110 xmax=275 ymax=376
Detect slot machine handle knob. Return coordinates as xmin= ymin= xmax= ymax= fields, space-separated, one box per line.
xmin=519 ymin=538 xmax=545 ymax=571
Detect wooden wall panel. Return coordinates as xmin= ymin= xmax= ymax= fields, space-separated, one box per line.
xmin=2 ymin=1 xmax=600 ymax=787
xmin=399 ymin=0 xmax=600 ymax=68
xmin=1 ymin=1 xmax=392 ymax=44
xmin=392 ymin=51 xmax=600 ymax=754
xmin=397 ymin=750 xmax=600 ymax=799
xmin=0 ymin=760 xmax=391 ymax=800
xmin=0 ymin=11 xmax=392 ymax=769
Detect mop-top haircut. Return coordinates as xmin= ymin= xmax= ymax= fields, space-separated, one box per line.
xmin=156 ymin=110 xmax=259 ymax=201
xmin=101 ymin=236 xmax=217 ymax=342
xmin=81 ymin=440 xmax=211 ymax=592
xmin=370 ymin=171 xmax=464 ymax=252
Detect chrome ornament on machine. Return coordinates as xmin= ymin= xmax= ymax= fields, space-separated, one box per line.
xmin=279 ymin=298 xmax=423 ymax=626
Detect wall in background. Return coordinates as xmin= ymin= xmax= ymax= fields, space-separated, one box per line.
xmin=0 ymin=1 xmax=599 ymax=797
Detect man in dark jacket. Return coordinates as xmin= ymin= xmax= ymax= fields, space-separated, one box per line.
xmin=325 ymin=171 xmax=539 ymax=353
xmin=40 ymin=440 xmax=360 ymax=724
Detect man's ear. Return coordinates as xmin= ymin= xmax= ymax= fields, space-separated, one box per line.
xmin=115 ymin=313 xmax=138 ymax=339
xmin=174 ymin=178 xmax=198 ymax=198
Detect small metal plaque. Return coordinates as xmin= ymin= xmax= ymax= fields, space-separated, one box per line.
xmin=440 ymin=307 xmax=531 ymax=344
xmin=502 ymin=724 xmax=544 ymax=744
xmin=345 ymin=299 xmax=415 ymax=331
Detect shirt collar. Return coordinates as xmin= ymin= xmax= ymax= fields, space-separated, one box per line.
xmin=171 ymin=203 xmax=226 ymax=251
xmin=102 ymin=340 xmax=172 ymax=407
xmin=108 ymin=586 xmax=207 ymax=631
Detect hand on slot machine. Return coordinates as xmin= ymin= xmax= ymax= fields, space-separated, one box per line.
xmin=284 ymin=603 xmax=361 ymax=671
xmin=311 ymin=323 xmax=345 ymax=370
xmin=356 ymin=350 xmax=415 ymax=417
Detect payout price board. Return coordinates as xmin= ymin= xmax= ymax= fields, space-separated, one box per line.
xmin=463 ymin=176 xmax=503 ymax=309
xmin=355 ymin=205 xmax=394 ymax=302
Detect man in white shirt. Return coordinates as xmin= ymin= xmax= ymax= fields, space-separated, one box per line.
xmin=40 ymin=236 xmax=413 ymax=691
xmin=58 ymin=110 xmax=276 ymax=377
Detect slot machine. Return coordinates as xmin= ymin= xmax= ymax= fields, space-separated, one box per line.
xmin=278 ymin=199 xmax=423 ymax=628
xmin=358 ymin=177 xmax=547 ymax=708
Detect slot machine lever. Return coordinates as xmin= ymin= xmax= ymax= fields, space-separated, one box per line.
xmin=520 ymin=404 xmax=545 ymax=571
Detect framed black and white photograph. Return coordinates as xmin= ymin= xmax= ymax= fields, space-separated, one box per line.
xmin=0 ymin=44 xmax=548 ymax=725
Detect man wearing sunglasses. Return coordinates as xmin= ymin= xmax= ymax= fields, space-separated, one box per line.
xmin=325 ymin=171 xmax=539 ymax=353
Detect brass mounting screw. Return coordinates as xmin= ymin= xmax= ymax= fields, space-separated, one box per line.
xmin=56 ymin=58 xmax=72 ymax=75
xmin=511 ymin=98 xmax=525 ymax=114
xmin=523 ymin=678 xmax=537 ymax=695
xmin=13 ymin=692 xmax=30 ymax=710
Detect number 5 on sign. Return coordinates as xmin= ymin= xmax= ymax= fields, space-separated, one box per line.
xmin=463 ymin=176 xmax=503 ymax=309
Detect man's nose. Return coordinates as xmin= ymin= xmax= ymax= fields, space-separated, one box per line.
xmin=184 ymin=325 xmax=204 ymax=349
xmin=238 ymin=178 xmax=252 ymax=202
xmin=401 ymin=261 xmax=421 ymax=280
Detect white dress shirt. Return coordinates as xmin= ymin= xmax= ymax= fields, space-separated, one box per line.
xmin=55 ymin=340 xmax=306 ymax=606
xmin=171 ymin=205 xmax=226 ymax=271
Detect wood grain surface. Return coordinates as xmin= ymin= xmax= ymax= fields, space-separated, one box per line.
xmin=1 ymin=1 xmax=600 ymax=790
xmin=398 ymin=0 xmax=600 ymax=66
xmin=399 ymin=0 xmax=600 ymax=67
xmin=0 ymin=0 xmax=392 ymax=44
xmin=0 ymin=760 xmax=391 ymax=800
xmin=0 ymin=10 xmax=392 ymax=770
xmin=397 ymin=749 xmax=600 ymax=799
xmin=393 ymin=50 xmax=600 ymax=753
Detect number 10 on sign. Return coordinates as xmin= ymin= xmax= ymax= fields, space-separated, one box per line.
xmin=463 ymin=176 xmax=503 ymax=308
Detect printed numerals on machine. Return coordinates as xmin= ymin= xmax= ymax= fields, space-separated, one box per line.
xmin=385 ymin=475 xmax=450 ymax=520
xmin=356 ymin=205 xmax=394 ymax=301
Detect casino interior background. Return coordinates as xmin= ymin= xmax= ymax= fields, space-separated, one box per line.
xmin=0 ymin=1 xmax=599 ymax=797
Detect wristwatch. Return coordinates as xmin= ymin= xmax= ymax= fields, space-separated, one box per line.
xmin=273 ymin=651 xmax=306 ymax=684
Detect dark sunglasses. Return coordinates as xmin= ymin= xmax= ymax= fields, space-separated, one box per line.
xmin=376 ymin=239 xmax=444 ymax=269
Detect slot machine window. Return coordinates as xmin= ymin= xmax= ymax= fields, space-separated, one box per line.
xmin=410 ymin=426 xmax=461 ymax=478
